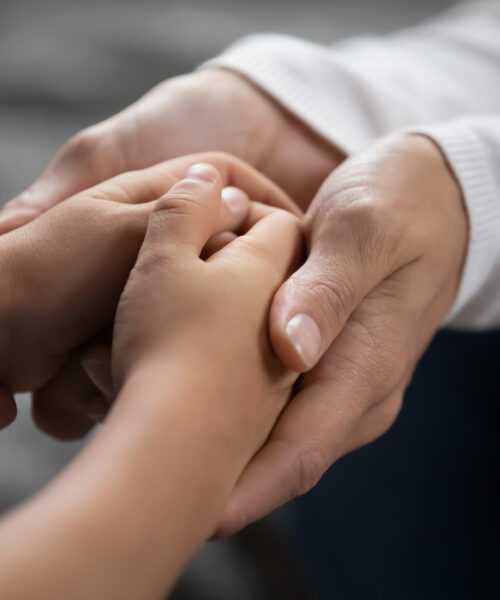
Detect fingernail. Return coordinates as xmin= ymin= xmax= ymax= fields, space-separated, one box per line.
xmin=81 ymin=359 xmax=114 ymax=398
xmin=221 ymin=186 xmax=248 ymax=216
xmin=286 ymin=313 xmax=322 ymax=370
xmin=186 ymin=163 xmax=217 ymax=183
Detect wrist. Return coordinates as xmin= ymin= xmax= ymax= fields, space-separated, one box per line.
xmin=114 ymin=352 xmax=255 ymax=461
xmin=0 ymin=355 xmax=246 ymax=598
xmin=406 ymin=133 xmax=467 ymax=244
xmin=403 ymin=133 xmax=469 ymax=305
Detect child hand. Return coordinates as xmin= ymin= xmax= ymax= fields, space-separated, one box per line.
xmin=0 ymin=164 xmax=303 ymax=600
xmin=0 ymin=153 xmax=295 ymax=434
xmin=112 ymin=163 xmax=304 ymax=457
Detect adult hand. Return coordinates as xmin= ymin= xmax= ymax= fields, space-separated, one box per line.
xmin=0 ymin=152 xmax=295 ymax=435
xmin=0 ymin=69 xmax=340 ymax=234
xmin=215 ymin=134 xmax=468 ymax=535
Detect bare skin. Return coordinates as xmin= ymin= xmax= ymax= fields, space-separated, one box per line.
xmin=0 ymin=67 xmax=468 ymax=536
xmin=0 ymin=151 xmax=297 ymax=437
xmin=0 ymin=165 xmax=303 ymax=598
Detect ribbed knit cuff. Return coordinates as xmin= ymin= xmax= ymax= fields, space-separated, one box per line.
xmin=200 ymin=34 xmax=364 ymax=156
xmin=408 ymin=122 xmax=500 ymax=327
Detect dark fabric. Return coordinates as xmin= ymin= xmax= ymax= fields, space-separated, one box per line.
xmin=282 ymin=329 xmax=500 ymax=599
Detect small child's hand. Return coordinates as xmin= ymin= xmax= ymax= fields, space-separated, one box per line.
xmin=112 ymin=163 xmax=303 ymax=457
xmin=0 ymin=153 xmax=295 ymax=435
xmin=0 ymin=164 xmax=303 ymax=600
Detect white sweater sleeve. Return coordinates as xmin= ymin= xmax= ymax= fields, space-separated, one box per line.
xmin=412 ymin=116 xmax=500 ymax=329
xmin=203 ymin=1 xmax=500 ymax=329
xmin=203 ymin=1 xmax=500 ymax=155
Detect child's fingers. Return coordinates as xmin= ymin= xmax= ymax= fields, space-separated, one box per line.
xmin=211 ymin=204 xmax=305 ymax=281
xmin=217 ymin=187 xmax=250 ymax=233
xmin=142 ymin=164 xmax=223 ymax=258
xmin=137 ymin=152 xmax=301 ymax=215
xmin=238 ymin=200 xmax=287 ymax=232
xmin=201 ymin=232 xmax=237 ymax=260
xmin=204 ymin=201 xmax=278 ymax=260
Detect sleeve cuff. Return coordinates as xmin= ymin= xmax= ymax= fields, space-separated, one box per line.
xmin=408 ymin=121 xmax=500 ymax=328
xmin=200 ymin=34 xmax=372 ymax=157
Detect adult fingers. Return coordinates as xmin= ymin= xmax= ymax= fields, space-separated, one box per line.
xmin=32 ymin=356 xmax=100 ymax=441
xmin=81 ymin=346 xmax=114 ymax=401
xmin=269 ymin=177 xmax=403 ymax=373
xmin=214 ymin=276 xmax=420 ymax=537
xmin=0 ymin=120 xmax=126 ymax=234
xmin=214 ymin=389 xmax=406 ymax=538
xmin=33 ymin=340 xmax=113 ymax=441
xmin=340 ymin=389 xmax=405 ymax=455
xmin=115 ymin=152 xmax=298 ymax=214
xmin=0 ymin=148 xmax=296 ymax=235
xmin=67 ymin=163 xmax=250 ymax=234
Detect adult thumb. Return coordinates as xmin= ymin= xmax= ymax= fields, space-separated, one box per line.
xmin=270 ymin=219 xmax=391 ymax=373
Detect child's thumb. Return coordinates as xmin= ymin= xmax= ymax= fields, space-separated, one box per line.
xmin=143 ymin=163 xmax=223 ymax=258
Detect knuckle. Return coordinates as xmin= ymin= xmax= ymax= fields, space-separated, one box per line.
xmin=327 ymin=318 xmax=410 ymax=401
xmin=347 ymin=393 xmax=403 ymax=452
xmin=217 ymin=504 xmax=251 ymax=538
xmin=136 ymin=246 xmax=173 ymax=275
xmin=369 ymin=336 xmax=412 ymax=395
xmin=189 ymin=151 xmax=235 ymax=171
xmin=2 ymin=194 xmax=33 ymax=214
xmin=338 ymin=200 xmax=389 ymax=251
xmin=205 ymin=150 xmax=233 ymax=164
xmin=378 ymin=394 xmax=403 ymax=433
xmin=62 ymin=126 xmax=103 ymax=163
xmin=316 ymin=184 xmax=407 ymax=268
xmin=243 ymin=212 xmax=303 ymax=279
xmin=273 ymin=208 xmax=302 ymax=231
xmin=308 ymin=272 xmax=356 ymax=326
xmin=110 ymin=203 xmax=150 ymax=245
xmin=154 ymin=185 xmax=203 ymax=214
xmin=367 ymin=393 xmax=404 ymax=443
xmin=292 ymin=445 xmax=329 ymax=497
xmin=265 ymin=210 xmax=303 ymax=248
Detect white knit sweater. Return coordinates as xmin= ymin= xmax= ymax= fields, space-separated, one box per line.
xmin=204 ymin=1 xmax=500 ymax=329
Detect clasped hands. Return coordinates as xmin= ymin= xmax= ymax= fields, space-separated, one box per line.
xmin=0 ymin=70 xmax=468 ymax=536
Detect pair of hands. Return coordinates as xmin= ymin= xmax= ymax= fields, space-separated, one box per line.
xmin=0 ymin=69 xmax=468 ymax=535
xmin=0 ymin=153 xmax=295 ymax=430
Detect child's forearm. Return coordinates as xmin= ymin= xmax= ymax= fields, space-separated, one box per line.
xmin=0 ymin=361 xmax=251 ymax=599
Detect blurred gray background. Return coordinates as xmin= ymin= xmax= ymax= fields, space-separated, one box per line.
xmin=0 ymin=1 xmax=460 ymax=598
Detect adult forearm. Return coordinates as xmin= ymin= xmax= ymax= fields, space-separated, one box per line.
xmin=205 ymin=2 xmax=500 ymax=156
